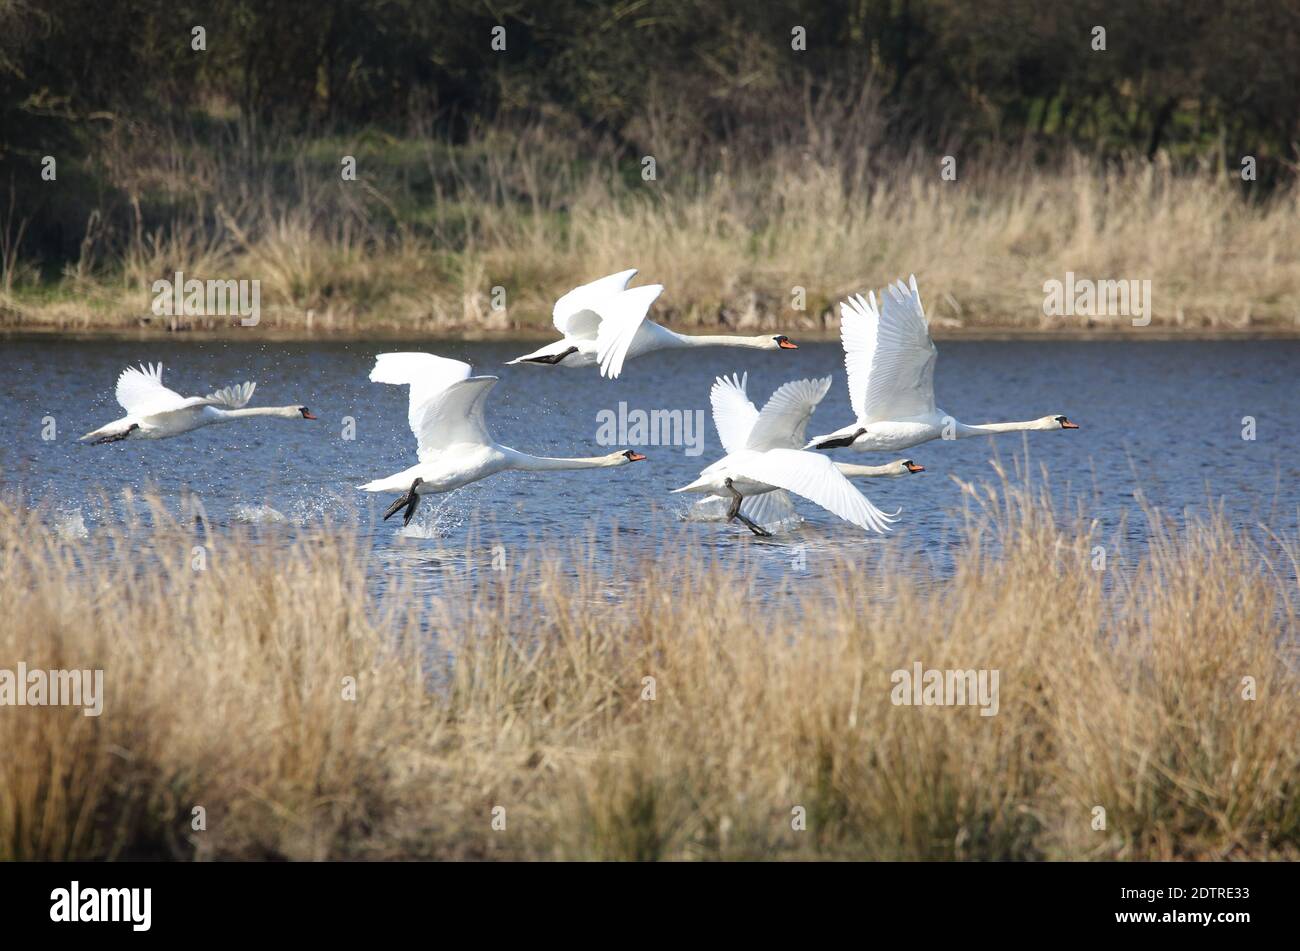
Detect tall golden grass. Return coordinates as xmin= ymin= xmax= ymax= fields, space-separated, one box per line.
xmin=0 ymin=474 xmax=1295 ymax=860
xmin=4 ymin=122 xmax=1299 ymax=334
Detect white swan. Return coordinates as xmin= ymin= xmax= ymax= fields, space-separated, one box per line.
xmin=806 ymin=275 xmax=1079 ymax=452
xmin=359 ymin=352 xmax=645 ymax=525
xmin=690 ymin=456 xmax=923 ymax=531
xmin=674 ymin=372 xmax=914 ymax=536
xmin=508 ymin=269 xmax=799 ymax=378
xmin=79 ymin=363 xmax=315 ymax=444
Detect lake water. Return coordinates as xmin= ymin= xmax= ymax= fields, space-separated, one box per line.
xmin=2 ymin=335 xmax=1297 ymax=598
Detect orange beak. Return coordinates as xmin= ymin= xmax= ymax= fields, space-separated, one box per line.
xmin=1061 ymin=419 xmax=1079 ymax=429
xmin=302 ymin=411 xmax=318 ymax=420
xmin=904 ymin=462 xmax=925 ymax=473
xmin=778 ymin=339 xmax=799 ymax=349
xmin=627 ymin=451 xmax=647 ymax=462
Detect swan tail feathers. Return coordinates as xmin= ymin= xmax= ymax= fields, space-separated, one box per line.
xmin=79 ymin=421 xmax=135 ymax=443
xmin=671 ymin=475 xmax=713 ymax=494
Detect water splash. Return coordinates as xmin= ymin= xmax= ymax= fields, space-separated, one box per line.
xmin=231 ymin=503 xmax=287 ymax=524
xmin=55 ymin=508 xmax=89 ymax=540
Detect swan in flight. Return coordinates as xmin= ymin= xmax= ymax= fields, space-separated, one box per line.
xmin=359 ymin=352 xmax=646 ymax=526
xmin=508 ymin=269 xmax=799 ymax=378
xmin=691 ymin=456 xmax=924 ymax=532
xmin=79 ymin=363 xmax=315 ymax=444
xmin=806 ymin=276 xmax=1079 ymax=452
xmin=674 ymin=373 xmax=915 ymax=536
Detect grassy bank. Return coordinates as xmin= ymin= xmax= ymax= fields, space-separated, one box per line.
xmin=1 ymin=479 xmax=1295 ymax=861
xmin=4 ymin=123 xmax=1299 ymax=337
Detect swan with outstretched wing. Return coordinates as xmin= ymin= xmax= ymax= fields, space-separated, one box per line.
xmin=80 ymin=363 xmax=315 ymax=443
xmin=807 ymin=275 xmax=1079 ymax=452
xmin=676 ymin=372 xmax=922 ymax=536
xmin=509 ymin=269 xmax=799 ymax=379
xmin=360 ymin=352 xmax=645 ymax=526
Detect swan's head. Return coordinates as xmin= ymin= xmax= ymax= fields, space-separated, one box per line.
xmin=770 ymin=334 xmax=798 ymax=350
xmin=1049 ymin=414 xmax=1079 ymax=430
xmin=615 ymin=449 xmax=647 ymax=465
xmin=879 ymin=459 xmax=925 ymax=477
xmin=297 ymin=406 xmax=318 ymax=420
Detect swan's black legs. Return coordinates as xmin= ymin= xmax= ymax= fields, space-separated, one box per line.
xmin=383 ymin=478 xmax=423 ymax=526
xmin=724 ymin=479 xmax=772 ymax=537
xmin=519 ymin=346 xmax=578 ymax=365
xmin=381 ymin=493 xmax=408 ymax=521
xmin=92 ymin=423 xmax=139 ymax=445
xmin=400 ymin=492 xmax=420 ymax=526
xmin=811 ymin=427 xmax=866 ymax=450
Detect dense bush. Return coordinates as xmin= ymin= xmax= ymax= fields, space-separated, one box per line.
xmin=2 ymin=0 xmax=1297 ymax=276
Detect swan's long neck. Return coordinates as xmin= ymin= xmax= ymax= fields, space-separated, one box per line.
xmin=213 ymin=406 xmax=297 ymax=421
xmin=957 ymin=419 xmax=1047 ymax=437
xmin=836 ymin=462 xmax=904 ymax=478
xmin=670 ymin=332 xmax=772 ymax=349
xmin=511 ymin=453 xmax=623 ymax=471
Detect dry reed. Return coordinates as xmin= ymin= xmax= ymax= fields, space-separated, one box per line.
xmin=4 ymin=123 xmax=1298 ymax=334
xmin=0 ymin=474 xmax=1295 ymax=860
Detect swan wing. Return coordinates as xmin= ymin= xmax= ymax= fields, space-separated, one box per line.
xmin=114 ymin=363 xmax=189 ymax=414
xmin=740 ymin=489 xmax=798 ymax=529
xmin=857 ymin=274 xmax=938 ymax=423
xmin=553 ymin=268 xmax=638 ymax=338
xmin=693 ymin=489 xmax=798 ymax=529
xmin=745 ymin=375 xmax=832 ymax=451
xmin=732 ymin=448 xmax=898 ymax=533
xmin=369 ymin=352 xmax=477 ymax=447
xmin=201 ymin=381 xmax=257 ymax=409
xmin=840 ymin=291 xmax=879 ymax=422
xmin=413 ymin=377 xmax=499 ymax=461
xmin=595 ymin=284 xmax=665 ymax=378
xmin=709 ymin=372 xmax=759 ymax=455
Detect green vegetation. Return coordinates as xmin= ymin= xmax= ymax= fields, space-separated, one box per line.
xmin=2 ymin=1 xmax=1297 ymax=333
